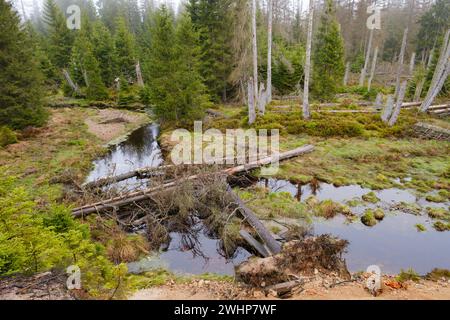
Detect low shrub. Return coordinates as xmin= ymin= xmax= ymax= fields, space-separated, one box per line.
xmin=0 ymin=126 xmax=17 ymax=147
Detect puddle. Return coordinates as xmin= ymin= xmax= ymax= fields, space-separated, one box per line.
xmin=129 ymin=220 xmax=251 ymax=275
xmin=86 ymin=123 xmax=163 ymax=186
xmin=259 ymin=178 xmax=450 ymax=274
xmin=87 ymin=124 xmax=250 ymax=275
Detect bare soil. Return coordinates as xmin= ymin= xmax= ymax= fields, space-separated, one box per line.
xmin=129 ymin=276 xmax=450 ymax=301
xmin=85 ymin=109 xmax=149 ymax=142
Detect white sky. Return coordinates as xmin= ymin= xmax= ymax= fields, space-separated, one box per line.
xmin=14 ymin=0 xmax=311 ymax=19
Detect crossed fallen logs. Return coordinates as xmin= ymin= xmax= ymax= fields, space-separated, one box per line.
xmin=72 ymin=145 xmax=315 ymax=257
xmin=72 ymin=145 xmax=314 ymax=218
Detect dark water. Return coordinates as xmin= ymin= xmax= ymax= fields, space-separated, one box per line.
xmin=87 ymin=124 xmax=250 ymax=275
xmin=86 ymin=124 xmax=163 ymax=184
xmin=128 ymin=220 xmax=251 ymax=275
xmin=259 ymin=178 xmax=450 ymax=275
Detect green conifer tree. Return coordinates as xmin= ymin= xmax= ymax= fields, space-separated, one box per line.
xmin=147 ymin=6 xmax=208 ymax=122
xmin=0 ymin=0 xmax=48 ymax=129
xmin=115 ymin=16 xmax=137 ymax=82
xmin=70 ymin=30 xmax=109 ymax=100
xmin=91 ymin=20 xmax=118 ymax=87
xmin=43 ymin=0 xmax=74 ymax=69
xmin=312 ymin=0 xmax=345 ymax=100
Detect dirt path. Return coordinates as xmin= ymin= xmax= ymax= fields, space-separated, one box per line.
xmin=84 ymin=108 xmax=149 ymax=143
xmin=129 ymin=277 xmax=450 ymax=301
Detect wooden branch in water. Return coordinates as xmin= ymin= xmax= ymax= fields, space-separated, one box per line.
xmin=72 ymin=145 xmax=314 ymax=218
xmin=229 ymin=187 xmax=281 ymax=255
xmin=82 ymin=166 xmax=171 ymax=189
xmin=239 ymin=230 xmax=271 ymax=258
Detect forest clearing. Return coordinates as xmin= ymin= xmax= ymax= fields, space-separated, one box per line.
xmin=0 ymin=0 xmax=449 ymax=304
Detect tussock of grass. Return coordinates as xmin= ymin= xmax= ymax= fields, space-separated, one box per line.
xmin=396 ymin=268 xmax=421 ymax=283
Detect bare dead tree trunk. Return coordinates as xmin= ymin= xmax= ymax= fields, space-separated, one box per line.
xmin=409 ymin=52 xmax=416 ymax=75
xmin=303 ymin=0 xmax=314 ymax=120
xmin=62 ymin=69 xmax=81 ymax=95
xmin=343 ymin=62 xmax=350 ymax=86
xmin=389 ymin=81 xmax=408 ymax=127
xmin=360 ymin=29 xmax=374 ymax=87
xmin=381 ymin=95 xmax=394 ymax=123
xmin=394 ymin=28 xmax=409 ymax=98
xmin=420 ymin=29 xmax=450 ymax=112
xmin=368 ymin=46 xmax=379 ymax=91
xmin=136 ymin=61 xmax=144 ymax=87
xmin=267 ymin=0 xmax=273 ymax=103
xmin=252 ymin=0 xmax=259 ymax=108
xmin=415 ymin=48 xmax=435 ymax=101
xmin=83 ymin=69 xmax=89 ymax=87
xmin=375 ymin=92 xmax=383 ymax=110
xmin=258 ymin=82 xmax=267 ymax=114
xmin=248 ymin=78 xmax=256 ymax=125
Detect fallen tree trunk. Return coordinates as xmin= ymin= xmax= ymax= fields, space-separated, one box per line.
xmin=239 ymin=230 xmax=271 ymax=258
xmin=82 ymin=166 xmax=171 ymax=189
xmin=229 ymin=187 xmax=281 ymax=255
xmin=73 ymin=145 xmax=315 ymax=217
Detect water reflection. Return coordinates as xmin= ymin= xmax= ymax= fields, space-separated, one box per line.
xmin=259 ymin=178 xmax=450 ymax=274
xmin=86 ymin=124 xmax=163 ymax=183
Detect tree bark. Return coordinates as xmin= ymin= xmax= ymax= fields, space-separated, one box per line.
xmin=252 ymin=0 xmax=259 ymax=108
xmin=303 ymin=0 xmax=314 ymax=120
xmin=267 ymin=0 xmax=273 ymax=103
xmin=229 ymin=188 xmax=281 ymax=255
xmin=389 ymin=81 xmax=408 ymax=127
xmin=394 ymin=28 xmax=409 ymax=98
xmin=420 ymin=29 xmax=450 ymax=112
xmin=136 ymin=61 xmax=144 ymax=87
xmin=62 ymin=69 xmax=81 ymax=95
xmin=368 ymin=46 xmax=379 ymax=91
xmin=381 ymin=95 xmax=394 ymax=123
xmin=360 ymin=29 xmax=374 ymax=87
xmin=248 ymin=78 xmax=256 ymax=125
xmin=343 ymin=62 xmax=350 ymax=86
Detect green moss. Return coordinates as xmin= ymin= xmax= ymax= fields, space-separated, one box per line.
xmin=237 ymin=187 xmax=310 ymax=220
xmin=361 ymin=210 xmax=377 ymax=227
xmin=346 ymin=199 xmax=363 ymax=207
xmin=427 ymin=207 xmax=449 ymax=220
xmin=373 ymin=209 xmax=385 ymax=220
xmin=362 ymin=192 xmax=380 ymax=204
xmin=433 ymin=221 xmax=450 ymax=232
xmin=426 ymin=190 xmax=450 ymax=203
xmin=311 ymin=200 xmax=354 ymax=219
xmin=415 ymin=224 xmax=427 ymax=232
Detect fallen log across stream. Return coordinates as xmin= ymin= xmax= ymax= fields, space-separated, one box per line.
xmin=72 ymin=145 xmax=315 ymax=218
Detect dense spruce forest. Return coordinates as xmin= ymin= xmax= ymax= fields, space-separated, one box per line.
xmin=0 ymin=0 xmax=449 ymax=301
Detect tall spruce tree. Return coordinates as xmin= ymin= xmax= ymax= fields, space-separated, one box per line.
xmin=70 ymin=30 xmax=109 ymax=100
xmin=187 ymin=0 xmax=232 ymax=102
xmin=312 ymin=0 xmax=345 ymax=100
xmin=115 ymin=16 xmax=137 ymax=82
xmin=91 ymin=20 xmax=118 ymax=86
xmin=147 ymin=6 xmax=208 ymax=122
xmin=43 ymin=0 xmax=74 ymax=69
xmin=0 ymin=0 xmax=47 ymax=129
